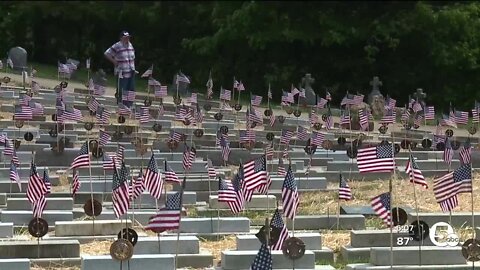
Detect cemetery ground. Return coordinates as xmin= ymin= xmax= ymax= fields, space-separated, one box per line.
xmin=19 ymin=174 xmax=480 ymax=270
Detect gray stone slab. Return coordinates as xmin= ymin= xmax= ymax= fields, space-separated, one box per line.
xmin=236 ymin=232 xmax=322 ymax=251
xmin=341 ymin=206 xmax=415 ymax=217
xmin=210 ymin=195 xmax=276 ymax=210
xmin=350 ymin=229 xmax=434 ymax=247
xmin=134 ymin=191 xmax=197 ymax=207
xmin=286 ymin=215 xmax=365 ymax=230
xmin=0 ymin=240 xmax=80 ymax=258
xmin=341 ymin=245 xmax=371 ymax=262
xmin=7 ymin=197 xmax=73 ymax=211
xmin=81 ymin=254 xmax=175 ymax=270
xmin=0 ymin=259 xmax=30 ymax=270
xmin=222 ymin=250 xmax=315 ymax=269
xmin=1 ymin=210 xmax=73 ymax=225
xmin=370 ymin=247 xmax=465 ymax=265
xmin=0 ymin=182 xmax=27 ymax=193
xmin=55 ymin=220 xmax=132 ymax=236
xmin=408 ymin=212 xmax=480 ymax=228
xmin=179 ymin=217 xmax=250 ymax=233
xmin=346 ymin=263 xmax=472 ymax=270
xmin=0 ymin=223 xmax=13 ymax=238
xmin=134 ymin=236 xmax=199 ymax=254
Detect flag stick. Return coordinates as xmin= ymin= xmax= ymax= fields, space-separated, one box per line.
xmin=348 ymin=105 xmax=354 ymax=179
xmin=409 ymin=148 xmax=422 ymax=266
xmin=86 ymin=135 xmax=96 ymax=237
xmin=471 ymin=164 xmax=476 ymax=270
xmin=389 ymin=120 xmax=396 ymax=270
xmin=174 ymin=176 xmax=187 ymax=270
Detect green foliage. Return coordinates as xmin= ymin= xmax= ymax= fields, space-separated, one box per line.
xmin=1 ymin=2 xmax=480 ymax=111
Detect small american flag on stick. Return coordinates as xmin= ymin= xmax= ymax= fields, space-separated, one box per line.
xmin=371 ymin=192 xmax=391 ymax=227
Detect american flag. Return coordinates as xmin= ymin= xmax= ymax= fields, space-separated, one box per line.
xmin=164 ymin=160 xmax=180 ymax=183
xmin=270 ymin=208 xmax=289 ymax=250
xmin=19 ymin=93 xmax=32 ymax=106
xmin=43 ymin=170 xmax=51 ymax=194
xmin=326 ymin=91 xmax=332 ymax=101
xmin=176 ymin=72 xmax=191 ymax=84
xmin=291 ymin=86 xmax=300 ymax=96
xmin=280 ymin=129 xmax=294 ymax=145
xmin=384 ymin=96 xmax=397 ymax=109
xmin=248 ymin=107 xmax=263 ymax=124
xmin=269 ymin=111 xmax=275 ymax=127
xmin=282 ymin=166 xmax=299 ymax=219
xmin=414 ymin=114 xmax=423 ymax=127
xmin=434 ymin=164 xmax=472 ymax=203
xmin=63 ymin=105 xmax=83 ymax=122
xmin=341 ymin=93 xmax=355 ymax=106
xmin=4 ymin=139 xmax=14 ymax=156
xmin=357 ymin=145 xmax=395 ymax=173
xmin=30 ymin=101 xmax=44 ymax=116
xmin=219 ymin=134 xmax=231 ymax=162
xmin=131 ymin=169 xmax=146 ymax=199
xmin=267 ymin=86 xmax=272 ymax=100
xmin=371 ymin=192 xmax=391 ymax=227
xmin=251 ymin=94 xmax=262 ymax=106
xmin=141 ymin=65 xmax=153 ymax=78
xmin=281 ymin=91 xmax=294 ymax=104
xmin=155 ymin=86 xmax=168 ymax=97
xmin=58 ymin=63 xmax=70 ymax=74
xmin=277 ymin=158 xmax=286 ymax=177
xmin=239 ymin=130 xmax=256 ymax=143
xmin=439 ymin=196 xmax=459 ymax=212
xmin=472 ymin=109 xmax=479 ymax=123
xmin=310 ymin=109 xmax=319 ymax=125
xmin=358 ymin=109 xmax=369 ymax=131
xmin=440 ymin=114 xmax=457 ymax=128
xmin=227 ymin=167 xmax=245 ymax=214
xmin=99 ymin=130 xmax=111 ymax=146
xmin=9 ymin=161 xmax=21 ymax=192
xmin=243 ymin=155 xmax=269 ymax=192
xmin=182 ymin=145 xmax=196 ymax=171
xmin=443 ymin=137 xmax=453 ymax=166
xmin=112 ymin=162 xmax=131 ymax=218
xmin=220 ymin=88 xmax=232 ymax=101
xmin=14 ymin=105 xmax=33 ymax=120
xmin=237 ymin=81 xmax=245 ymax=91
xmin=218 ymin=177 xmax=235 ymax=202
xmin=145 ymin=191 xmax=182 ymax=232
xmin=454 ymin=110 xmax=469 ymax=125
xmin=317 ymin=97 xmax=328 ymax=108
xmin=424 ymin=106 xmax=435 ymax=120
xmin=33 ymin=195 xmax=47 ymax=218
xmin=71 ymin=170 xmax=80 ymax=197
xmin=93 ymin=83 xmax=106 ymax=96
xmin=206 ymin=159 xmax=217 ymax=178
xmin=353 ymin=94 xmax=364 ymax=105
xmin=169 ymin=130 xmax=185 ymax=143
xmin=401 ymin=108 xmax=410 ymax=123
xmin=412 ymin=101 xmax=423 ymax=113
xmin=135 ymin=106 xmax=150 ymax=124
xmin=27 ymin=162 xmax=46 ymax=204
xmin=11 ymin=150 xmax=19 ymax=166
xmin=250 ymin=244 xmax=272 ymax=270
xmin=96 ymin=106 xmax=111 ymax=124
xmin=340 ymin=110 xmax=351 ymax=125
xmin=459 ymin=141 xmax=472 ymax=165
xmin=188 ymin=92 xmax=198 ymax=104
xmin=103 ymin=154 xmax=116 ymax=170
xmin=325 ymin=107 xmax=333 ymax=130
xmin=297 ymin=126 xmax=309 ymax=141
xmin=405 ymin=154 xmax=428 ymax=189
xmin=115 ymin=144 xmax=124 ymax=162
xmin=122 ymin=91 xmax=136 ymax=102
xmin=380 ymin=109 xmax=395 ymax=124
xmin=195 ymin=103 xmax=204 ymax=124
xmin=88 ymin=97 xmax=100 ymax=112
xmin=144 ymin=154 xmax=163 ymax=199
xmin=206 ymin=73 xmax=213 ymax=98
xmin=70 ymin=142 xmax=90 ymax=169
xmin=339 ymin=174 xmax=352 ymax=200
xmin=311 ymin=131 xmax=325 ymax=146
xmin=265 ymin=143 xmax=274 ymax=160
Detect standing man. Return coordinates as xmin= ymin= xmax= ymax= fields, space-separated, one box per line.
xmin=104 ymin=31 xmax=136 ymax=107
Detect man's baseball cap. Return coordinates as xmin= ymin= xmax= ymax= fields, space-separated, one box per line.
xmin=120 ymin=31 xmax=131 ymax=37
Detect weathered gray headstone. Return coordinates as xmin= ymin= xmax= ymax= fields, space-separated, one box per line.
xmin=301 ymin=73 xmax=316 ymax=105
xmin=367 ymin=76 xmax=383 ymax=104
xmin=93 ymin=69 xmax=108 ymax=87
xmin=171 ymin=72 xmax=190 ymax=96
xmin=8 ymin=46 xmax=27 ymax=71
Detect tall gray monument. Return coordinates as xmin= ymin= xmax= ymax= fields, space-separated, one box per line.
xmin=368 ymin=76 xmax=383 ymax=104
xmin=300 ymin=73 xmax=316 ymax=106
xmin=8 ymin=46 xmax=27 ymax=71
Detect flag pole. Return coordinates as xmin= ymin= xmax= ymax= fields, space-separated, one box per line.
xmin=337 ymin=172 xmax=341 ymax=231
xmin=409 ymin=148 xmax=422 ymax=265
xmin=471 ymin=163 xmax=475 ymax=270
xmin=174 ymin=176 xmax=187 ymax=270
xmin=86 ymin=137 xmax=96 ymax=237
xmin=389 ymin=118 xmax=396 ymax=270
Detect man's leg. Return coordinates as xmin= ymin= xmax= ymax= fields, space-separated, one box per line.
xmin=122 ymin=71 xmax=135 ymax=107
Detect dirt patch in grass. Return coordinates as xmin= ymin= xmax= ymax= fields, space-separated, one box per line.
xmin=199 ymin=235 xmax=236 ymax=267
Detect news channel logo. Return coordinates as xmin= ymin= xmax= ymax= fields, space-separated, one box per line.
xmin=429 ymin=222 xmax=460 ymax=247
